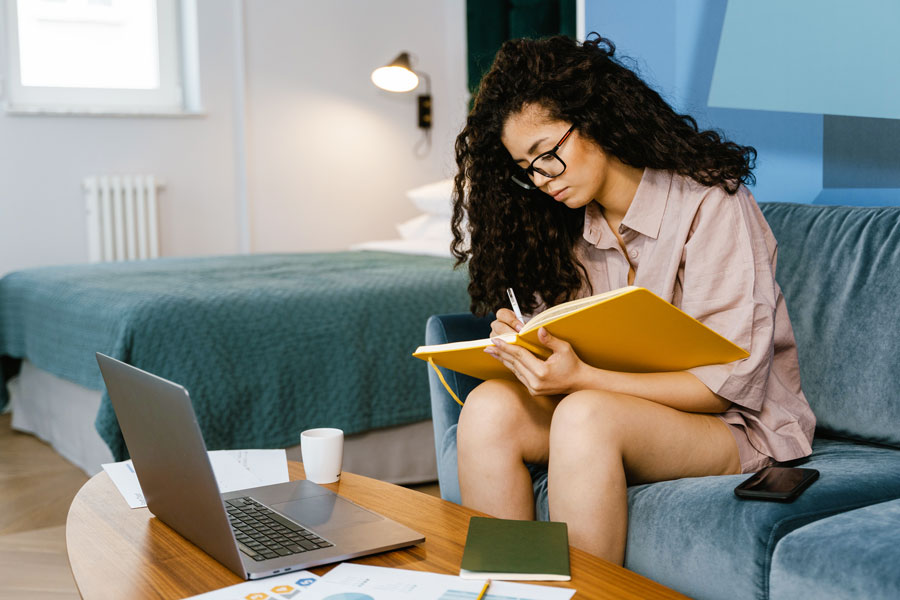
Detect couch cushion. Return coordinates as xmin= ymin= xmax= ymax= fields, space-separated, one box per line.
xmin=769 ymin=497 xmax=900 ymax=600
xmin=530 ymin=438 xmax=900 ymax=600
xmin=759 ymin=203 xmax=900 ymax=448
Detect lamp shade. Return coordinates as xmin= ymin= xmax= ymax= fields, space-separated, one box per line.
xmin=371 ymin=52 xmax=419 ymax=92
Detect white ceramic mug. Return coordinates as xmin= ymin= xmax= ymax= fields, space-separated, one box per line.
xmin=300 ymin=428 xmax=344 ymax=484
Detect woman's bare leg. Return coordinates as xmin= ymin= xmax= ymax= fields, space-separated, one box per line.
xmin=547 ymin=390 xmax=741 ymax=564
xmin=457 ymin=379 xmax=558 ymax=519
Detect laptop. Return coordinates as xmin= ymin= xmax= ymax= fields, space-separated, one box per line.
xmin=96 ymin=353 xmax=424 ymax=580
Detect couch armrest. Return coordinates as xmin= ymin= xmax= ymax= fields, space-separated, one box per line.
xmin=425 ymin=313 xmax=492 ymax=502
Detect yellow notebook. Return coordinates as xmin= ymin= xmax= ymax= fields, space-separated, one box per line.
xmin=413 ymin=286 xmax=749 ymax=384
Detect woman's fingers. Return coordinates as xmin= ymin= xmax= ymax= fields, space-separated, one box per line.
xmin=493 ymin=308 xmax=523 ymax=333
xmin=490 ymin=338 xmax=542 ymax=378
xmin=486 ymin=331 xmax=581 ymax=396
xmin=487 ymin=348 xmax=534 ymax=392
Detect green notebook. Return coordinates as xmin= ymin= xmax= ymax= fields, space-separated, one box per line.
xmin=459 ymin=517 xmax=571 ymax=581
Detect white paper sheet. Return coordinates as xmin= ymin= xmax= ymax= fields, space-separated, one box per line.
xmin=305 ymin=563 xmax=576 ymax=600
xmin=102 ymin=449 xmax=289 ymax=509
xmin=184 ymin=570 xmax=319 ymax=599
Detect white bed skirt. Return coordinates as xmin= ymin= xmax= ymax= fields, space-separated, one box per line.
xmin=7 ymin=360 xmax=438 ymax=484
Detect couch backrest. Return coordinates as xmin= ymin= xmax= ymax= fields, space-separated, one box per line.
xmin=760 ymin=202 xmax=900 ymax=449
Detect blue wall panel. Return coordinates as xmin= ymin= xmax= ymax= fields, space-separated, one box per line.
xmin=584 ymin=0 xmax=823 ymax=204
xmin=580 ymin=1 xmax=677 ymax=105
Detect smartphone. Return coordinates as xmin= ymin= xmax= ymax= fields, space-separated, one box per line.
xmin=734 ymin=466 xmax=819 ymax=502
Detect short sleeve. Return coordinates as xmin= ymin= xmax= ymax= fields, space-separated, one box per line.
xmin=681 ymin=188 xmax=779 ymax=411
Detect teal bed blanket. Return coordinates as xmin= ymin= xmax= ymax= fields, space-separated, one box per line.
xmin=0 ymin=251 xmax=470 ymax=461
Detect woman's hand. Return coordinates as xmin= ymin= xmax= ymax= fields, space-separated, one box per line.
xmin=484 ymin=327 xmax=590 ymax=396
xmin=491 ymin=308 xmax=524 ymax=336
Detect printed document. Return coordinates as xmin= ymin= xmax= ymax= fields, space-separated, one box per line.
xmin=102 ymin=449 xmax=289 ymax=508
xmin=184 ymin=570 xmax=319 ymax=599
xmin=305 ymin=563 xmax=576 ymax=600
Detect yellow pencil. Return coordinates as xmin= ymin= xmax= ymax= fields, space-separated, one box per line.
xmin=475 ymin=579 xmax=491 ymax=600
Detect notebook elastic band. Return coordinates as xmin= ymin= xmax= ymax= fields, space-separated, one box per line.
xmin=428 ymin=357 xmax=464 ymax=406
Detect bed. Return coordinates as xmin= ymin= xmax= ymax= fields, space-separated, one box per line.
xmin=0 ymin=249 xmax=470 ymax=482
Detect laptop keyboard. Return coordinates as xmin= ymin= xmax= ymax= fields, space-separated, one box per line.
xmin=225 ymin=496 xmax=334 ymax=562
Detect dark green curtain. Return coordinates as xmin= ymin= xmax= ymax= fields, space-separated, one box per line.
xmin=467 ymin=0 xmax=577 ymax=97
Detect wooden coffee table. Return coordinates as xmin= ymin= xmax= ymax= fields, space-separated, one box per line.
xmin=66 ymin=462 xmax=686 ymax=599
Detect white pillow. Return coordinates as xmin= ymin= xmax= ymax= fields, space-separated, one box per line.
xmin=405 ymin=178 xmax=454 ymax=217
xmin=396 ymin=213 xmax=453 ymax=242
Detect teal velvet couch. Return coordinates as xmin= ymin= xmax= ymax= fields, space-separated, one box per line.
xmin=425 ymin=203 xmax=900 ymax=600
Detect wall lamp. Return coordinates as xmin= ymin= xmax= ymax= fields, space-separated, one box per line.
xmin=371 ymin=51 xmax=432 ymax=155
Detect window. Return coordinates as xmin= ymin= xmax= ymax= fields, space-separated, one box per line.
xmin=4 ymin=0 xmax=199 ymax=114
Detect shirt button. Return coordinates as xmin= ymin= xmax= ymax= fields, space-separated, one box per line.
xmin=630 ymin=250 xmax=639 ymax=259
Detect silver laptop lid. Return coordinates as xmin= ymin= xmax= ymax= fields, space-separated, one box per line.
xmin=96 ymin=353 xmax=425 ymax=580
xmin=96 ymin=353 xmax=245 ymax=576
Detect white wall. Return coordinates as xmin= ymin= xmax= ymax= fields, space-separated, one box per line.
xmin=0 ymin=0 xmax=468 ymax=274
xmin=243 ymin=0 xmax=468 ymax=252
xmin=0 ymin=1 xmax=240 ymax=275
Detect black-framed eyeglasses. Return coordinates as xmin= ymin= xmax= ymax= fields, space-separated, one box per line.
xmin=510 ymin=124 xmax=576 ymax=190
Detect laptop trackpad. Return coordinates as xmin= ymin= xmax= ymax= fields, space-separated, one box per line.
xmin=271 ymin=495 xmax=381 ymax=532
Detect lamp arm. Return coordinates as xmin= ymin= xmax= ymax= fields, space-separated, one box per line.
xmin=418 ymin=70 xmax=431 ymax=95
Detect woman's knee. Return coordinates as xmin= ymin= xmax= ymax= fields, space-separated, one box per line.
xmin=458 ymin=379 xmax=530 ymax=443
xmin=550 ymin=390 xmax=629 ymax=449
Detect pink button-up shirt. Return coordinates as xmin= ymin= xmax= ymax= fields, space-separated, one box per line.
xmin=570 ymin=168 xmax=815 ymax=462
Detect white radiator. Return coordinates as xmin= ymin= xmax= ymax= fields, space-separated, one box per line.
xmin=83 ymin=175 xmax=163 ymax=263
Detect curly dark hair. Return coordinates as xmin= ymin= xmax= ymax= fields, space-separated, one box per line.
xmin=451 ymin=34 xmax=757 ymax=316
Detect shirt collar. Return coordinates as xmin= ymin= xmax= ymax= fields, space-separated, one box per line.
xmin=582 ymin=169 xmax=672 ymax=247
xmin=619 ymin=168 xmax=671 ymax=240
xmin=582 ymin=202 xmax=618 ymax=249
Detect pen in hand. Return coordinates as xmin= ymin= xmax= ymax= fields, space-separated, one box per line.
xmin=506 ymin=288 xmax=524 ymax=330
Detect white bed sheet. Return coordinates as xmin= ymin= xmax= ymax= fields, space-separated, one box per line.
xmin=350 ymin=239 xmax=452 ymax=257
xmin=8 ymin=360 xmax=438 ymax=484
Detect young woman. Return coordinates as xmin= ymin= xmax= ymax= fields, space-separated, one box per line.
xmin=449 ymin=35 xmax=815 ymax=565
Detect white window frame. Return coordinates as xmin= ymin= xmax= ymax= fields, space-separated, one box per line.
xmin=2 ymin=0 xmax=201 ymax=116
